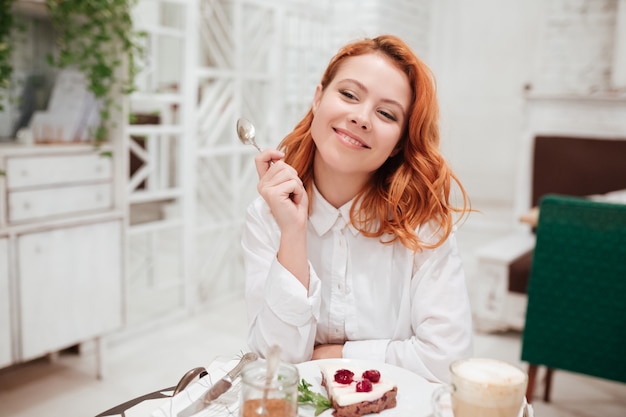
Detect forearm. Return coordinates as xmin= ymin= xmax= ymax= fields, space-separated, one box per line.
xmin=312 ymin=344 xmax=344 ymax=360
xmin=341 ymin=328 xmax=471 ymax=384
xmin=277 ymin=225 xmax=309 ymax=289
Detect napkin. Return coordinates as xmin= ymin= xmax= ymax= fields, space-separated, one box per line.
xmin=151 ymin=358 xmax=243 ymax=417
xmin=123 ymin=392 xmax=173 ymax=417
xmin=97 ymin=389 xmax=173 ymax=417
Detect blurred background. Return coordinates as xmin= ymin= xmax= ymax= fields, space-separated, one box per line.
xmin=1 ymin=0 xmax=625 ymax=416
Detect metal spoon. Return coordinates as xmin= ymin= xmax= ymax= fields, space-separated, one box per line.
xmin=256 ymin=345 xmax=281 ymax=416
xmin=236 ymin=117 xmax=262 ymax=153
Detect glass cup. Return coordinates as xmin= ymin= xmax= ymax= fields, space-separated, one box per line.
xmin=239 ymin=360 xmax=299 ymax=417
xmin=431 ymin=358 xmax=528 ymax=417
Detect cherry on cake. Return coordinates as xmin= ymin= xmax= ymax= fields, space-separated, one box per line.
xmin=319 ymin=363 xmax=398 ymax=417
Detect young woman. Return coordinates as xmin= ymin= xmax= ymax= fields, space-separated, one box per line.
xmin=241 ymin=34 xmax=472 ymax=383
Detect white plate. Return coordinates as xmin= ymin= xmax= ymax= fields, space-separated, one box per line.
xmin=295 ymin=359 xmax=436 ymax=417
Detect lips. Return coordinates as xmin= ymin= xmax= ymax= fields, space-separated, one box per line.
xmin=334 ymin=128 xmax=370 ymax=149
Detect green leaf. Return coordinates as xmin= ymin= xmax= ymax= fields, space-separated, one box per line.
xmin=45 ymin=0 xmax=144 ymax=143
xmin=297 ymin=378 xmax=332 ymax=416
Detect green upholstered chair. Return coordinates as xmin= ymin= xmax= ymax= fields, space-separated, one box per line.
xmin=521 ymin=194 xmax=626 ymax=403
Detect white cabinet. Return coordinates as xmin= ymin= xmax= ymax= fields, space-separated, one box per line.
xmin=5 ymin=152 xmax=114 ymax=223
xmin=0 ymin=145 xmax=125 ymax=376
xmin=18 ymin=221 xmax=122 ymax=360
xmin=0 ymin=237 xmax=11 ymax=368
xmin=5 ymin=153 xmax=112 ymax=188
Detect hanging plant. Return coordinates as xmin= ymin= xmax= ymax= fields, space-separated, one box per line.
xmin=46 ymin=0 xmax=144 ymax=144
xmin=0 ymin=0 xmax=16 ymax=111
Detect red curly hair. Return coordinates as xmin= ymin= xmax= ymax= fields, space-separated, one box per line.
xmin=279 ymin=34 xmax=470 ymax=251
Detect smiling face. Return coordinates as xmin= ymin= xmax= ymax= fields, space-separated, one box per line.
xmin=310 ymin=52 xmax=411 ymax=191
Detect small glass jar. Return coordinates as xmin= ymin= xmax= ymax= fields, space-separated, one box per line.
xmin=239 ymin=360 xmax=299 ymax=417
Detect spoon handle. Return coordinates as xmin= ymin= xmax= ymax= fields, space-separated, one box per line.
xmin=258 ymin=345 xmax=281 ymax=415
xmin=226 ymin=351 xmax=259 ymax=381
xmin=251 ymin=142 xmax=263 ymax=153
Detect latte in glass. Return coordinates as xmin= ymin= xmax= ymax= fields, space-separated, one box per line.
xmin=432 ymin=358 xmax=528 ymax=417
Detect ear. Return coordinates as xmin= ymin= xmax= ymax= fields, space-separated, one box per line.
xmin=312 ymin=84 xmax=323 ymax=114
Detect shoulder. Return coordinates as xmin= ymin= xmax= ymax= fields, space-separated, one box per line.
xmin=412 ymin=221 xmax=460 ymax=260
xmin=415 ymin=220 xmax=451 ymax=244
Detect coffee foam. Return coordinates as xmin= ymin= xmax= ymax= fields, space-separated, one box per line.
xmin=453 ymin=358 xmax=526 ymax=385
xmin=451 ymin=358 xmax=527 ymax=407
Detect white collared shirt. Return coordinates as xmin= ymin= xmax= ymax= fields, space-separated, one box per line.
xmin=242 ymin=185 xmax=473 ymax=383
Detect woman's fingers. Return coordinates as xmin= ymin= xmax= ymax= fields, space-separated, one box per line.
xmin=254 ymin=149 xmax=285 ymax=177
xmin=257 ymin=161 xmax=302 ymax=197
xmin=253 ymin=153 xmax=307 ymax=227
xmin=263 ymin=175 xmax=303 ymax=201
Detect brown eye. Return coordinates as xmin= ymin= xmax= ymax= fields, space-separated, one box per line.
xmin=340 ymin=90 xmax=357 ymax=100
xmin=378 ymin=110 xmax=396 ymax=121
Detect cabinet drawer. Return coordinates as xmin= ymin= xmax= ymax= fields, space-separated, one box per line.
xmin=6 ymin=153 xmax=112 ymax=189
xmin=8 ymin=183 xmax=112 ymax=223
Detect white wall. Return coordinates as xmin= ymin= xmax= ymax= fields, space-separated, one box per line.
xmin=429 ymin=0 xmax=543 ymax=220
xmin=430 ymin=0 xmax=625 ymax=228
xmin=329 ymin=0 xmax=433 ymax=57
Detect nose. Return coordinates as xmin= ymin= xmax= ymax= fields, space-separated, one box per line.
xmin=350 ymin=107 xmax=371 ymax=131
xmin=350 ymin=115 xmax=370 ymax=131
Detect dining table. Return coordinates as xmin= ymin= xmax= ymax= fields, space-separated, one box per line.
xmin=94 ymin=353 xmax=445 ymax=417
xmin=95 ymin=354 xmax=538 ymax=417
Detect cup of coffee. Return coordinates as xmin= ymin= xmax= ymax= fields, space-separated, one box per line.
xmin=431 ymin=357 xmax=528 ymax=417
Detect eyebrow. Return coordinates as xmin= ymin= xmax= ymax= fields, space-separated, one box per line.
xmin=339 ymin=78 xmax=407 ymax=116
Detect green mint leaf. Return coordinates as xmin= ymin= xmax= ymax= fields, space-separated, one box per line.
xmin=297 ymin=378 xmax=332 ymax=415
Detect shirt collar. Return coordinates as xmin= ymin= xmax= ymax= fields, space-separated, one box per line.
xmin=309 ymin=184 xmax=359 ymax=236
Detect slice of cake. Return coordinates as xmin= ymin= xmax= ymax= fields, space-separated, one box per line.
xmin=318 ymin=363 xmax=398 ymax=417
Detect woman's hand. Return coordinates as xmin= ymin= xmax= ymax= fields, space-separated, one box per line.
xmin=255 ymin=150 xmax=309 ymax=286
xmin=312 ymin=344 xmax=344 ymax=360
xmin=255 ymin=149 xmax=308 ymax=231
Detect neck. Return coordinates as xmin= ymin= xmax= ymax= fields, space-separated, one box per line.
xmin=313 ymin=160 xmax=371 ymax=209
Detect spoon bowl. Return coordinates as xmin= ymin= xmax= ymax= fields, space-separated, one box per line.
xmin=237 ymin=117 xmax=262 ymax=153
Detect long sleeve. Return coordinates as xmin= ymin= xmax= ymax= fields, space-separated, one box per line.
xmin=241 ymin=197 xmax=321 ymax=362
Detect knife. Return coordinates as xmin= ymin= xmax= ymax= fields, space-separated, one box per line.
xmin=177 ymin=352 xmax=258 ymax=417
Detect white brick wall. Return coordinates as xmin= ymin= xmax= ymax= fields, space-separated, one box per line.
xmin=531 ymin=0 xmax=619 ymax=95
xmin=329 ymin=0 xmax=433 ymax=60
